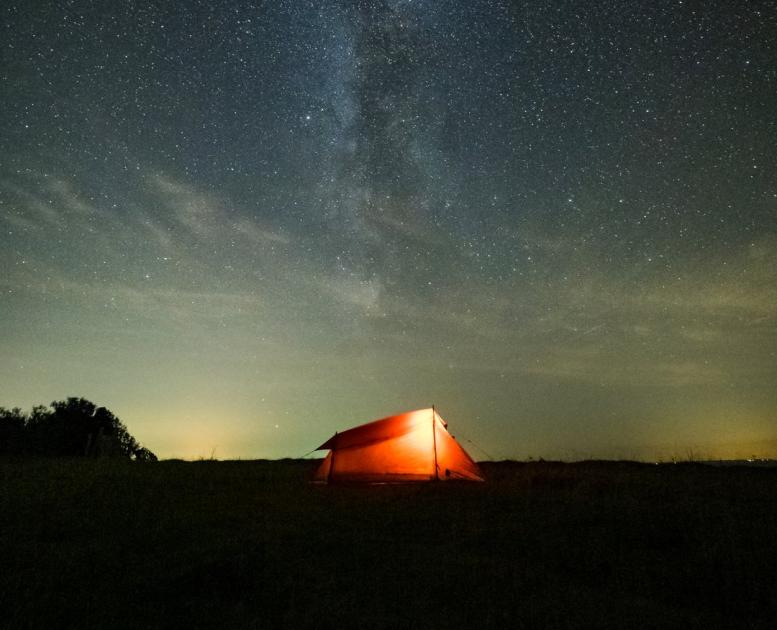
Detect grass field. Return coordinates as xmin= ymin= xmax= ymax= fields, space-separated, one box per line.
xmin=1 ymin=458 xmax=776 ymax=629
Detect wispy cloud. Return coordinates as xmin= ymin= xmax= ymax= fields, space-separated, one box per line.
xmin=324 ymin=275 xmax=383 ymax=312
xmin=232 ymin=218 xmax=290 ymax=245
xmin=2 ymin=179 xmax=67 ymax=229
xmin=151 ymin=174 xmax=222 ymax=238
xmin=2 ymin=171 xmax=289 ymax=252
xmin=46 ymin=179 xmax=96 ymax=216
xmin=150 ymin=174 xmax=289 ymax=246
xmin=14 ymin=272 xmax=263 ymax=328
xmin=526 ymin=348 xmax=726 ymax=387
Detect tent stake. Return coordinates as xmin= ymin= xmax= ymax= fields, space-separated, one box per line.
xmin=432 ymin=406 xmax=439 ymax=480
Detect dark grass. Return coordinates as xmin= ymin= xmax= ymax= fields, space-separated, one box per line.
xmin=1 ymin=458 xmax=776 ymax=629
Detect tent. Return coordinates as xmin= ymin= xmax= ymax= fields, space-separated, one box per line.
xmin=313 ymin=408 xmax=485 ymax=483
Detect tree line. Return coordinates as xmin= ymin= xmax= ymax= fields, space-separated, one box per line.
xmin=0 ymin=397 xmax=156 ymax=460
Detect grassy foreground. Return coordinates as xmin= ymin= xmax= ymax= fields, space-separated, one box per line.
xmin=1 ymin=458 xmax=776 ymax=629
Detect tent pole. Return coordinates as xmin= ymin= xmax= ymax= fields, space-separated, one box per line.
xmin=327 ymin=432 xmax=337 ymax=484
xmin=432 ymin=406 xmax=439 ymax=480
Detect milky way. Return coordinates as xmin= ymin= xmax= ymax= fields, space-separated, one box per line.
xmin=2 ymin=1 xmax=776 ymax=459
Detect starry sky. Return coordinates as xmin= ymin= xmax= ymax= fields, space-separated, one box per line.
xmin=2 ymin=1 xmax=776 ymax=460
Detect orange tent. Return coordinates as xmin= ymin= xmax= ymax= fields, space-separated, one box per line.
xmin=313 ymin=408 xmax=485 ymax=483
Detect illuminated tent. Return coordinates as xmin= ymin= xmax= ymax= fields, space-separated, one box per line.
xmin=313 ymin=408 xmax=485 ymax=483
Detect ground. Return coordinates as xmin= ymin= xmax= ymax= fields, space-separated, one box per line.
xmin=1 ymin=458 xmax=775 ymax=629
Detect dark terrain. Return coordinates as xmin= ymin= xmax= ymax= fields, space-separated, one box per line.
xmin=1 ymin=458 xmax=776 ymax=629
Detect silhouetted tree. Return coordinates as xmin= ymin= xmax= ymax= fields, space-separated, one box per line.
xmin=134 ymin=446 xmax=158 ymax=462
xmin=0 ymin=407 xmax=26 ymax=455
xmin=0 ymin=398 xmax=155 ymax=460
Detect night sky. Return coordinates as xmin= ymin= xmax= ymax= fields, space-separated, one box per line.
xmin=2 ymin=1 xmax=776 ymax=460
